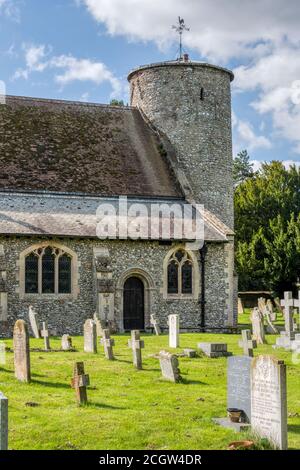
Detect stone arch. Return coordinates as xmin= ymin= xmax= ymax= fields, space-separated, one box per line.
xmin=162 ymin=244 xmax=200 ymax=300
xmin=116 ymin=268 xmax=156 ymax=332
xmin=19 ymin=241 xmax=79 ymax=299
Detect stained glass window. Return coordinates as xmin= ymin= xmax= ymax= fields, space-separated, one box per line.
xmin=25 ymin=253 xmax=38 ymax=293
xmin=58 ymin=254 xmax=71 ymax=294
xmin=42 ymin=247 xmax=55 ymax=294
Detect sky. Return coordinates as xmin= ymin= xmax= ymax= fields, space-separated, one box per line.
xmin=1 ymin=0 xmax=300 ymax=170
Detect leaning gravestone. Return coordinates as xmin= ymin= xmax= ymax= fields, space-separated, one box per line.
xmin=0 ymin=392 xmax=8 ymax=450
xmin=150 ymin=314 xmax=161 ymax=336
xmin=61 ymin=334 xmax=73 ymax=351
xmin=71 ymin=362 xmax=90 ymax=405
xmin=128 ymin=330 xmax=144 ymax=370
xmin=84 ymin=319 xmax=97 ymax=353
xmin=158 ymin=351 xmax=181 ymax=383
xmin=28 ymin=305 xmax=40 ymax=339
xmin=101 ymin=329 xmax=115 ymax=360
xmin=251 ymin=355 xmax=287 ymax=450
xmin=13 ymin=320 xmax=31 ymax=383
xmin=251 ymin=307 xmax=266 ymax=344
xmin=168 ymin=314 xmax=179 ymax=348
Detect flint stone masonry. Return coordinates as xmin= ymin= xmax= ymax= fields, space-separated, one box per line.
xmin=0 ymin=236 xmax=233 ymax=336
xmin=198 ymin=342 xmax=232 ymax=358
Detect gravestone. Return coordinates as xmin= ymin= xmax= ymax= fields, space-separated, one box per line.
xmin=250 ymin=307 xmax=266 ymax=344
xmin=100 ymin=329 xmax=115 ymax=360
xmin=41 ymin=321 xmax=50 ymax=351
xmin=238 ymin=329 xmax=255 ymax=357
xmin=61 ymin=334 xmax=73 ymax=351
xmin=128 ymin=330 xmax=144 ymax=369
xmin=198 ymin=342 xmax=232 ymax=358
xmin=183 ymin=348 xmax=197 ymax=358
xmin=293 ymin=291 xmax=300 ymax=330
xmin=71 ymin=362 xmax=90 ymax=405
xmin=280 ymin=291 xmax=294 ymax=336
xmin=267 ymin=299 xmax=276 ymax=322
xmin=28 ymin=305 xmax=40 ymax=339
xmin=168 ymin=314 xmax=179 ymax=348
xmin=238 ymin=297 xmax=244 ymax=315
xmin=258 ymin=297 xmax=278 ymax=334
xmin=251 ymin=355 xmax=287 ymax=450
xmin=158 ymin=351 xmax=181 ymax=383
xmin=93 ymin=312 xmax=104 ymax=337
xmin=228 ymin=356 xmax=252 ymax=424
xmin=84 ymin=319 xmax=97 ymax=353
xmin=150 ymin=314 xmax=161 ymax=336
xmin=13 ymin=320 xmax=31 ymax=383
xmin=0 ymin=392 xmax=8 ymax=450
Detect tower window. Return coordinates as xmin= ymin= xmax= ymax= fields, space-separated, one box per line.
xmin=200 ymin=87 xmax=204 ymax=100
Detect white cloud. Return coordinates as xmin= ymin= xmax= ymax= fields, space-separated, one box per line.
xmin=0 ymin=0 xmax=20 ymax=21
xmin=80 ymin=0 xmax=300 ymax=62
xmin=232 ymin=113 xmax=271 ymax=153
xmin=12 ymin=43 xmax=122 ymax=98
xmin=251 ymin=160 xmax=300 ymax=172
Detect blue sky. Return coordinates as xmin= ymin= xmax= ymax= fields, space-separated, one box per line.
xmin=1 ymin=0 xmax=300 ymax=169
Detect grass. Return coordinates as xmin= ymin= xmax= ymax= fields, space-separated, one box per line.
xmin=0 ymin=332 xmax=299 ymax=450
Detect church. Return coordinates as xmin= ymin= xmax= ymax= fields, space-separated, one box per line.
xmin=0 ymin=56 xmax=237 ymax=336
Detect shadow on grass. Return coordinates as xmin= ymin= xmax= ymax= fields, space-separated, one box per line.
xmin=82 ymin=402 xmax=126 ymax=410
xmin=288 ymin=424 xmax=300 ymax=435
xmin=180 ymin=378 xmax=208 ymax=385
xmin=31 ymin=379 xmax=70 ymax=389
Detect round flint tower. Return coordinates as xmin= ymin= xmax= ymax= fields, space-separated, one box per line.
xmin=128 ymin=59 xmax=234 ymax=229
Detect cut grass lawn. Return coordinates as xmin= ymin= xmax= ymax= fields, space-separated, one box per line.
xmin=0 ymin=332 xmax=299 ymax=450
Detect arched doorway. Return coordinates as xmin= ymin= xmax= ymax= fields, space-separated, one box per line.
xmin=123 ymin=277 xmax=145 ymax=330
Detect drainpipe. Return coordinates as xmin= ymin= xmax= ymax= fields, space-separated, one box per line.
xmin=199 ymin=243 xmax=208 ymax=331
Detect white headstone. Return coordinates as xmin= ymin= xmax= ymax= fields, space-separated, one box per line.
xmin=28 ymin=305 xmax=40 ymax=338
xmin=84 ymin=319 xmax=97 ymax=353
xmin=251 ymin=355 xmax=287 ymax=449
xmin=168 ymin=314 xmax=179 ymax=348
xmin=280 ymin=291 xmax=294 ymax=336
xmin=251 ymin=307 xmax=265 ymax=344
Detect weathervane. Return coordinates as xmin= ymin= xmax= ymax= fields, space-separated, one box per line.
xmin=172 ymin=17 xmax=190 ymax=61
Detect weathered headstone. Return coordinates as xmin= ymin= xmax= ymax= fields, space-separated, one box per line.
xmin=258 ymin=297 xmax=278 ymax=334
xmin=61 ymin=334 xmax=73 ymax=351
xmin=41 ymin=321 xmax=50 ymax=351
xmin=150 ymin=314 xmax=161 ymax=336
xmin=71 ymin=362 xmax=90 ymax=405
xmin=183 ymin=348 xmax=197 ymax=358
xmin=13 ymin=320 xmax=31 ymax=383
xmin=28 ymin=305 xmax=40 ymax=339
xmin=251 ymin=355 xmax=287 ymax=450
xmin=238 ymin=297 xmax=244 ymax=315
xmin=267 ymin=299 xmax=276 ymax=322
xmin=84 ymin=319 xmax=97 ymax=353
xmin=228 ymin=356 xmax=252 ymax=424
xmin=239 ymin=329 xmax=255 ymax=357
xmin=198 ymin=342 xmax=232 ymax=358
xmin=100 ymin=329 xmax=115 ymax=360
xmin=168 ymin=314 xmax=179 ymax=348
xmin=158 ymin=351 xmax=181 ymax=383
xmin=93 ymin=312 xmax=104 ymax=337
xmin=0 ymin=392 xmax=8 ymax=450
xmin=250 ymin=307 xmax=266 ymax=344
xmin=128 ymin=330 xmax=144 ymax=370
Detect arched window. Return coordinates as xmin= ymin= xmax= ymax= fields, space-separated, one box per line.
xmin=167 ymin=249 xmax=194 ymax=296
xmin=24 ymin=246 xmax=72 ymax=295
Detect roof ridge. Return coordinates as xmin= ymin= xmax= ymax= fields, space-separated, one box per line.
xmin=4 ymin=94 xmax=135 ymax=110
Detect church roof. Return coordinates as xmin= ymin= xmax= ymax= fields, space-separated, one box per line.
xmin=0 ymin=192 xmax=230 ymax=242
xmin=0 ymin=96 xmax=182 ymax=198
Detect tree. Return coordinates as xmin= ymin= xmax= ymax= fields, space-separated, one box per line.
xmin=233 ymin=150 xmax=255 ymax=185
xmin=234 ymin=161 xmax=300 ymax=295
xmin=109 ymin=99 xmax=125 ymax=106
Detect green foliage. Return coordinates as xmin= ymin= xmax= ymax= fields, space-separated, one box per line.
xmin=233 ymin=150 xmax=255 ymax=185
xmin=109 ymin=99 xmax=125 ymax=106
xmin=235 ymin=161 xmax=300 ymax=294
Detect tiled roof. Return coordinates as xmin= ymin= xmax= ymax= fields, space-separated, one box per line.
xmin=0 ymin=192 xmax=229 ymax=242
xmin=0 ymin=96 xmax=182 ymax=198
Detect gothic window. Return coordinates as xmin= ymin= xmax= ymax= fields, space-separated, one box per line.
xmin=25 ymin=246 xmax=72 ymax=295
xmin=167 ymin=249 xmax=194 ymax=296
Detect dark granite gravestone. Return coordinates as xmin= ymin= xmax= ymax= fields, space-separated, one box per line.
xmin=227 ymin=355 xmax=252 ymax=423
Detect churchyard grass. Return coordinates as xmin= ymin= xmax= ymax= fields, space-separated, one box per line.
xmin=0 ymin=333 xmax=299 ymax=450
